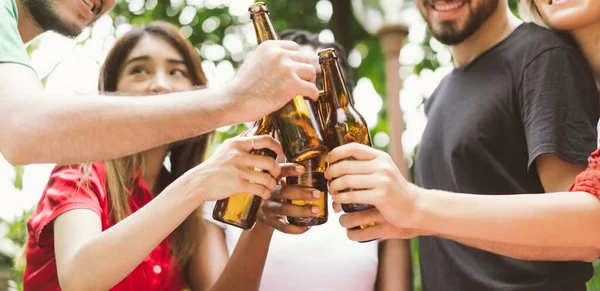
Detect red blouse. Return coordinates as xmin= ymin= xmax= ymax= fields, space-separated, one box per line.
xmin=23 ymin=162 xmax=186 ymax=291
xmin=570 ymin=148 xmax=600 ymax=198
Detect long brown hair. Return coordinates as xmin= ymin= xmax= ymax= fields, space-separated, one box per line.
xmin=90 ymin=21 xmax=214 ymax=279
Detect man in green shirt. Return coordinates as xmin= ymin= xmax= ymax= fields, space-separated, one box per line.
xmin=0 ymin=0 xmax=318 ymax=165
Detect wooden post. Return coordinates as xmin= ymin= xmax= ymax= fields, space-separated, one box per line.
xmin=377 ymin=24 xmax=410 ymax=179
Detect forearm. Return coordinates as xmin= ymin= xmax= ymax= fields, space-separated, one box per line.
xmin=445 ymin=235 xmax=600 ymax=262
xmin=62 ymin=183 xmax=201 ymax=290
xmin=376 ymin=239 xmax=413 ymax=291
xmin=0 ymin=88 xmax=235 ymax=165
xmin=209 ymin=223 xmax=274 ymax=291
xmin=188 ymin=222 xmax=228 ymax=291
xmin=415 ymin=188 xmax=600 ymax=250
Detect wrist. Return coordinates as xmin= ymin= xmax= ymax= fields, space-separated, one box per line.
xmin=252 ymin=221 xmax=275 ymax=237
xmin=211 ymin=85 xmax=242 ymax=125
xmin=167 ymin=170 xmax=206 ymax=208
xmin=219 ymin=81 xmax=251 ymax=124
xmin=409 ymin=184 xmax=432 ymax=233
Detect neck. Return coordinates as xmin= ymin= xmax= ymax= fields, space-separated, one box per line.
xmin=323 ymin=61 xmax=350 ymax=108
xmin=15 ymin=0 xmax=44 ymax=43
xmin=450 ymin=3 xmax=521 ymax=67
xmin=141 ymin=145 xmax=170 ymax=195
xmin=571 ymin=22 xmax=600 ymax=89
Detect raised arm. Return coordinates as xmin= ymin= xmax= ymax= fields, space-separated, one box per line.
xmin=187 ymin=221 xmax=229 ymax=291
xmin=53 ymin=136 xmax=281 ymax=291
xmin=194 ymin=163 xmax=318 ymax=291
xmin=0 ymin=40 xmax=318 ymax=165
xmin=375 ymin=239 xmax=413 ymax=291
xmin=326 ymin=143 xmax=600 ymax=261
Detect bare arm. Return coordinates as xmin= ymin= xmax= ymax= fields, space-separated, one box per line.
xmin=375 ymin=239 xmax=412 ymax=291
xmin=54 ymin=183 xmax=205 ymax=291
xmin=0 ymin=40 xmax=318 ymax=165
xmin=208 ymin=223 xmax=275 ymax=291
xmin=196 ymin=163 xmax=315 ymax=291
xmin=414 ymin=154 xmax=600 ymax=257
xmin=327 ymin=144 xmax=600 ymax=261
xmin=53 ymin=136 xmax=280 ymax=291
xmin=0 ymin=64 xmax=231 ymax=165
xmin=187 ymin=221 xmax=228 ymax=291
xmin=444 ymin=235 xmax=600 ymax=262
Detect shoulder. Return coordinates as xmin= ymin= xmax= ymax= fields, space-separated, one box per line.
xmin=48 ymin=162 xmax=107 ymax=192
xmin=29 ymin=163 xmax=109 ymax=240
xmin=1 ymin=0 xmax=17 ymax=15
xmin=512 ymin=23 xmax=575 ymax=50
xmin=0 ymin=0 xmax=32 ymax=67
xmin=506 ymin=23 xmax=585 ymax=68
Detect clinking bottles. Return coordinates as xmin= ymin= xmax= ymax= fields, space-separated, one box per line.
xmin=212 ymin=116 xmax=276 ymax=230
xmin=249 ymin=2 xmax=326 ymax=163
xmin=286 ymin=94 xmax=329 ymax=226
xmin=319 ymin=48 xmax=375 ymax=232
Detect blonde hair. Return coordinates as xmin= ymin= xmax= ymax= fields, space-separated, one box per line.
xmin=519 ymin=0 xmax=549 ymax=28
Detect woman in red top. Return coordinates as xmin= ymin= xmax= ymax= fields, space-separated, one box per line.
xmin=23 ymin=21 xmax=286 ymax=291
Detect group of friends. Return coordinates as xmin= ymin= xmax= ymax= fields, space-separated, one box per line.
xmin=2 ymin=0 xmax=600 ymax=290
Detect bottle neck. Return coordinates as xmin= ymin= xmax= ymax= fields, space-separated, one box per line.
xmin=251 ymin=12 xmax=279 ymax=43
xmin=252 ymin=116 xmax=274 ymax=136
xmin=321 ymin=59 xmax=351 ymax=109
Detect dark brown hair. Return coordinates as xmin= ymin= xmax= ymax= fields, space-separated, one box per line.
xmin=94 ymin=21 xmax=213 ymax=280
xmin=279 ymin=29 xmax=355 ymax=92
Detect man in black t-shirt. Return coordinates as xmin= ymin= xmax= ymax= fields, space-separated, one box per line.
xmin=323 ymin=0 xmax=600 ymax=290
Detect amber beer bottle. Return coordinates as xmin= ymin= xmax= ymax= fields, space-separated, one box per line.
xmin=249 ymin=2 xmax=326 ymax=163
xmin=319 ymin=48 xmax=375 ymax=230
xmin=286 ymin=154 xmax=329 ymax=226
xmin=316 ymin=91 xmax=329 ymax=129
xmin=286 ymin=96 xmax=329 ymax=226
xmin=212 ymin=117 xmax=276 ymax=230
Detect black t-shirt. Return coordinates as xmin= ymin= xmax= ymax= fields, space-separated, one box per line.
xmin=415 ymin=23 xmax=599 ymax=291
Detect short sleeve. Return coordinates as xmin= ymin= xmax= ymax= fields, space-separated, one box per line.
xmin=520 ymin=46 xmax=599 ymax=169
xmin=28 ymin=165 xmax=105 ymax=244
xmin=202 ymin=200 xmax=227 ymax=229
xmin=570 ymin=149 xmax=600 ymax=199
xmin=0 ymin=0 xmax=31 ymax=66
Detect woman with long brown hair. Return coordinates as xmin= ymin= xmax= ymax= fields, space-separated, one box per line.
xmin=22 ymin=21 xmax=285 ymax=291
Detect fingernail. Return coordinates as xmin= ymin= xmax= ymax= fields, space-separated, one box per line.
xmin=306 ymin=226 xmax=311 ymax=230
xmin=312 ymin=190 xmax=321 ymax=198
xmin=295 ymin=165 xmax=304 ymax=173
xmin=311 ymin=205 xmax=320 ymax=214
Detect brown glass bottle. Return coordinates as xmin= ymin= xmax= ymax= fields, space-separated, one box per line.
xmin=316 ymin=91 xmax=329 ymax=131
xmin=319 ymin=48 xmax=375 ymax=231
xmin=212 ymin=116 xmax=276 ymax=230
xmin=286 ymin=150 xmax=329 ymax=226
xmin=249 ymin=2 xmax=326 ymax=163
xmin=287 ymin=94 xmax=329 ymax=226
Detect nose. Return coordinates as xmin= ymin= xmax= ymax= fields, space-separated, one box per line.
xmin=149 ymin=72 xmax=172 ymax=94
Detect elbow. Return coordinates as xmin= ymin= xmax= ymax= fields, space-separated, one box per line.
xmin=579 ymin=248 xmax=600 ymax=263
xmin=57 ymin=269 xmax=82 ymax=291
xmin=58 ymin=266 xmax=102 ymax=291
xmin=0 ymin=140 xmax=32 ymax=165
xmin=0 ymin=118 xmax=42 ymax=165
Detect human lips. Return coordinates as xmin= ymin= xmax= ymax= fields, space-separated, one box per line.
xmin=427 ymin=0 xmax=467 ymax=12
xmin=82 ymin=0 xmax=94 ymax=11
xmin=82 ymin=0 xmax=103 ymax=14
